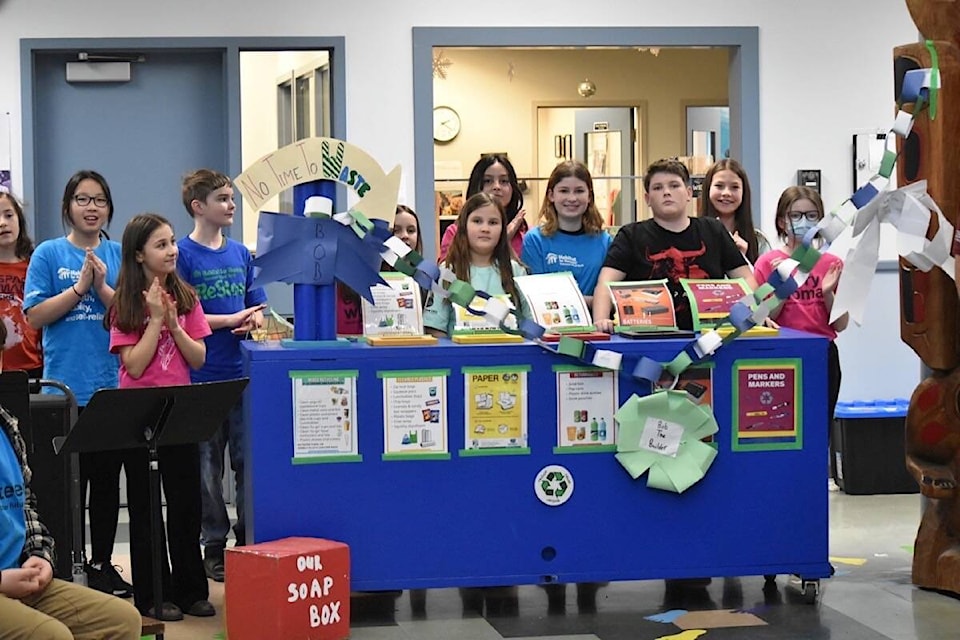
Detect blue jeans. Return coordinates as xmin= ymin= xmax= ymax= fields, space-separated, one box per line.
xmin=199 ymin=401 xmax=245 ymax=549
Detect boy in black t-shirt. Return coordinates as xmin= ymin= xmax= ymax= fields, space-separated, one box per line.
xmin=593 ymin=159 xmax=756 ymax=331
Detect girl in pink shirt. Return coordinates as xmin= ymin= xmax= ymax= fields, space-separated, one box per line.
xmin=754 ymin=187 xmax=848 ymax=487
xmin=109 ymin=214 xmax=210 ymax=388
xmin=108 ymin=213 xmax=214 ymax=620
xmin=439 ymin=155 xmax=527 ymax=260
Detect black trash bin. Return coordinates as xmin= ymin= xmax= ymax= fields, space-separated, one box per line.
xmin=832 ymin=399 xmax=918 ymax=495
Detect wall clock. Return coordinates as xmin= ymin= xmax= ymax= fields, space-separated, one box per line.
xmin=433 ymin=106 xmax=461 ymax=143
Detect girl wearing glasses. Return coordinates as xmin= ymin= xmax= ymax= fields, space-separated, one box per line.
xmin=23 ymin=170 xmax=130 ymax=597
xmin=699 ymin=159 xmax=770 ymax=265
xmin=754 ymin=186 xmax=848 ymax=488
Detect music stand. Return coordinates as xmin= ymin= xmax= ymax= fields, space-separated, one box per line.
xmin=54 ymin=379 xmax=248 ymax=630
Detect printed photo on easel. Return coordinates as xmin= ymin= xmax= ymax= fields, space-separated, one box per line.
xmin=361 ymin=273 xmax=424 ymax=337
xmin=606 ymin=280 xmax=678 ymax=331
xmin=515 ymin=272 xmax=593 ymax=332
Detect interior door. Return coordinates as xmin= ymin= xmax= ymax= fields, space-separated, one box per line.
xmin=574 ymin=108 xmax=634 ymax=226
xmin=30 ymin=50 xmax=229 ymax=505
xmin=32 ymin=50 xmax=227 ymax=243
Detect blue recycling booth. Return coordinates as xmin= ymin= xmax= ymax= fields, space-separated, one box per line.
xmin=242 ymin=328 xmax=833 ymax=590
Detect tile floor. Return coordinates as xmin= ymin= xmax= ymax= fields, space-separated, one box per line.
xmin=111 ymin=492 xmax=960 ymax=639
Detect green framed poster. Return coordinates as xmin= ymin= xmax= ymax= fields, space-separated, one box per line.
xmin=731 ymin=358 xmax=803 ymax=452
xmin=552 ymin=364 xmax=618 ymax=454
xmin=461 ymin=365 xmax=531 ymax=456
xmin=289 ymin=369 xmax=362 ymax=464
xmin=680 ymin=278 xmax=752 ymax=330
xmin=378 ymin=369 xmax=451 ymax=460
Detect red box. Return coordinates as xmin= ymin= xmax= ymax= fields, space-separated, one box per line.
xmin=225 ymin=537 xmax=350 ymax=640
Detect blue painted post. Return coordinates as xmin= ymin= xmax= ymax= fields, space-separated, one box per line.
xmin=293 ymin=180 xmax=337 ymax=341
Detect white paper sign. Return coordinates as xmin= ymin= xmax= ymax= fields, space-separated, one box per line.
xmin=639 ymin=416 xmax=683 ymax=458
xmin=361 ymin=273 xmax=424 ymax=337
xmin=291 ymin=373 xmax=358 ymax=458
xmin=555 ymin=369 xmax=618 ymax=447
xmin=381 ymin=372 xmax=448 ymax=455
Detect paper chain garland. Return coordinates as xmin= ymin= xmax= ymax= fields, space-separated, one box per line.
xmin=265 ymin=43 xmax=942 ymax=493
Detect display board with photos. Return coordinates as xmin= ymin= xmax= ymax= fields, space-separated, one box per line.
xmin=514 ymin=272 xmax=593 ymax=333
xmin=361 ymin=273 xmax=424 ymax=337
xmin=679 ymin=278 xmax=753 ymax=331
xmin=606 ymin=280 xmax=678 ymax=333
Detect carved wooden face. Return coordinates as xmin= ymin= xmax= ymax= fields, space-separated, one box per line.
xmin=907 ymin=371 xmax=960 ymax=457
xmin=907 ymin=0 xmax=960 ymax=42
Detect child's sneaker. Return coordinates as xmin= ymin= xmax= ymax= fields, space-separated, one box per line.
xmin=85 ymin=562 xmax=134 ymax=598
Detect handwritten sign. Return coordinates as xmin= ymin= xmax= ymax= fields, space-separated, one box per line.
xmin=235 ymin=137 xmax=401 ymax=225
xmin=225 ymin=537 xmax=350 ymax=640
xmin=639 ymin=416 xmax=683 ymax=457
xmin=285 ymin=554 xmax=343 ymax=628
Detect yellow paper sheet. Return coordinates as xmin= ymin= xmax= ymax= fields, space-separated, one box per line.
xmin=829 ymin=556 xmax=867 ymax=566
xmin=655 ymin=631 xmax=707 ymax=640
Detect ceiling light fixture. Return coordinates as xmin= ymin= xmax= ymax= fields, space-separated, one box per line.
xmin=577 ymin=79 xmax=597 ymax=98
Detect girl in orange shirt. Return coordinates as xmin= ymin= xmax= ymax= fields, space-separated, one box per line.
xmin=0 ymin=191 xmax=42 ymax=377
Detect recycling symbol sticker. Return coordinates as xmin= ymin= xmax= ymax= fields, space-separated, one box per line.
xmin=535 ymin=464 xmax=574 ymax=506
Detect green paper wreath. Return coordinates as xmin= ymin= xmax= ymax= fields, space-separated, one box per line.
xmin=614 ymin=390 xmax=718 ymax=493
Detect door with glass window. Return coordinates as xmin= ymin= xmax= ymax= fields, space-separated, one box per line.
xmin=574 ymin=108 xmax=635 ymax=227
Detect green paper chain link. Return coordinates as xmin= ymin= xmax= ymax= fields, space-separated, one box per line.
xmin=925 ymin=39 xmax=940 ymax=120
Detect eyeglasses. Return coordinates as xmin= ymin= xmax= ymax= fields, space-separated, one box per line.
xmin=73 ymin=195 xmax=109 ymax=208
xmin=786 ymin=210 xmax=819 ymax=222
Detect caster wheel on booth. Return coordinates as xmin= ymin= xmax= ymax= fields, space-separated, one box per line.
xmin=801 ymin=579 xmax=820 ymax=605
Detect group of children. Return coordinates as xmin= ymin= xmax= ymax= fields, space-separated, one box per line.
xmin=421 ymin=154 xmax=843 ymax=346
xmin=1 ymin=167 xmax=263 ymax=634
xmin=420 ymin=155 xmax=845 ymax=458
xmin=1 ymin=153 xmax=847 ymax=635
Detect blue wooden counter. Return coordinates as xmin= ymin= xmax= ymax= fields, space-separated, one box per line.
xmin=242 ymin=329 xmax=831 ymax=590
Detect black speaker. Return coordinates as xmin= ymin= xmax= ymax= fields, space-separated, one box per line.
xmin=24 ymin=391 xmax=75 ymax=580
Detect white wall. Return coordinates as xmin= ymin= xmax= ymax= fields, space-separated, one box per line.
xmin=0 ymin=0 xmax=923 ymax=399
xmin=240 ymin=50 xmax=329 ymax=248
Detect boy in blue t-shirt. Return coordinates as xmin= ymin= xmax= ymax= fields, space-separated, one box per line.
xmin=177 ymin=169 xmax=267 ymax=582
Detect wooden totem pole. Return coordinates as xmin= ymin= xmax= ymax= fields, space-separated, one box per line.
xmin=900 ymin=0 xmax=960 ymax=595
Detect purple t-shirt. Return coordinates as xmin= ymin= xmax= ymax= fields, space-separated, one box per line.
xmin=110 ymin=302 xmax=212 ymax=388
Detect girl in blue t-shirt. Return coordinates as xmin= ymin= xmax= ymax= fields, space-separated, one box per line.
xmin=521 ymin=160 xmax=612 ymax=305
xmin=23 ymin=170 xmax=130 ymax=598
xmin=425 ymin=193 xmax=527 ymax=337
